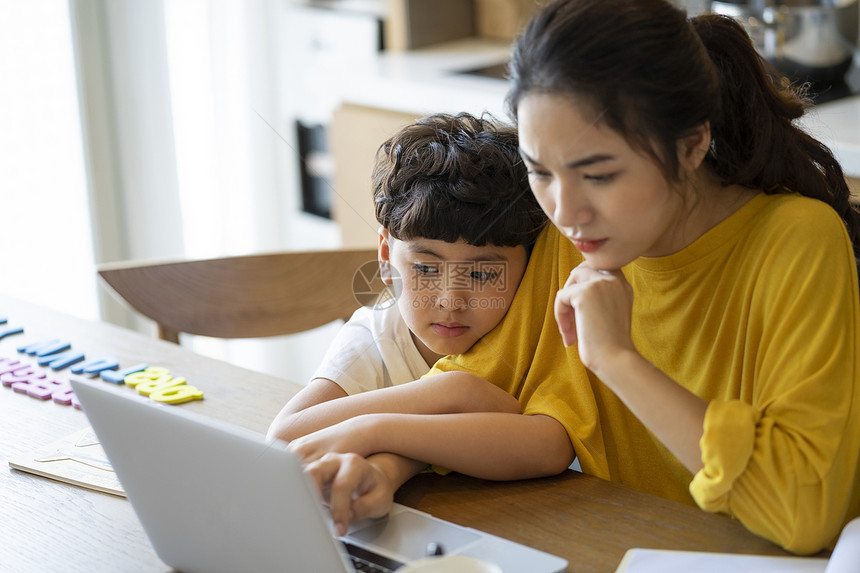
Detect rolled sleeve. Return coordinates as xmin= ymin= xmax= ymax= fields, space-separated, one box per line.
xmin=691 ymin=396 xmax=859 ymax=554
xmin=690 ymin=400 xmax=760 ymax=513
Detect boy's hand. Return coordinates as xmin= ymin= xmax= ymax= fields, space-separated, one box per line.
xmin=288 ymin=416 xmax=376 ymax=463
xmin=305 ymin=452 xmax=397 ymax=536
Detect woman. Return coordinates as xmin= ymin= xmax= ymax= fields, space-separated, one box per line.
xmin=307 ymin=0 xmax=860 ymax=553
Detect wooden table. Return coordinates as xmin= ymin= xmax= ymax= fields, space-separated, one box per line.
xmin=0 ymin=294 xmax=795 ymax=572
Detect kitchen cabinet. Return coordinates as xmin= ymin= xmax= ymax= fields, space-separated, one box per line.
xmin=472 ymin=0 xmax=543 ymax=40
xmin=384 ymin=0 xmax=542 ymax=50
xmin=330 ymin=103 xmax=422 ymax=247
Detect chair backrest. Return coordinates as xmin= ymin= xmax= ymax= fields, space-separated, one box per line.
xmin=98 ymin=249 xmax=380 ymax=344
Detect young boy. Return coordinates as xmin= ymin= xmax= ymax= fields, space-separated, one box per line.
xmin=267 ymin=112 xmax=547 ymax=445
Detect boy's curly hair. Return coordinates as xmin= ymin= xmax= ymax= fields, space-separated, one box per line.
xmin=373 ymin=112 xmax=547 ymax=247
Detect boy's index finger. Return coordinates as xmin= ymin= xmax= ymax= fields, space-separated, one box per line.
xmin=325 ymin=454 xmax=372 ymax=535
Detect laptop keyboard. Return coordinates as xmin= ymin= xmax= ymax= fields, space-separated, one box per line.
xmin=344 ymin=541 xmax=404 ymax=573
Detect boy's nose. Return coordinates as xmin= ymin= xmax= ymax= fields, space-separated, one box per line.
xmin=436 ymin=292 xmax=467 ymax=311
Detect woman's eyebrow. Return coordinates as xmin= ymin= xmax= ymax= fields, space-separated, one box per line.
xmin=565 ymin=154 xmax=615 ymax=169
xmin=519 ymin=148 xmax=616 ymax=169
xmin=518 ymin=147 xmax=540 ymax=165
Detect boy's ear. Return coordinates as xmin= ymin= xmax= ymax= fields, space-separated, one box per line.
xmin=378 ymin=227 xmax=392 ymax=285
xmin=677 ymin=122 xmax=711 ymax=173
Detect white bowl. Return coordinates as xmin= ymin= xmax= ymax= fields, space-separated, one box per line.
xmin=396 ymin=555 xmax=503 ymax=573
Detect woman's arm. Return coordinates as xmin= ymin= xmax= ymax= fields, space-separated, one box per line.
xmin=268 ymin=371 xmax=521 ymax=443
xmin=587 ymin=348 xmax=707 ymax=473
xmin=556 ymin=263 xmax=707 ymax=472
xmin=290 ymin=411 xmax=574 ymax=480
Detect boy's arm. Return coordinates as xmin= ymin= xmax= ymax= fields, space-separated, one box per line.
xmin=267 ymin=378 xmax=349 ymax=440
xmin=290 ymin=411 xmax=574 ymax=480
xmin=268 ymin=371 xmax=521 ymax=443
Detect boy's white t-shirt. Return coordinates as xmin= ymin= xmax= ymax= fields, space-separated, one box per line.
xmin=311 ymin=304 xmax=433 ymax=395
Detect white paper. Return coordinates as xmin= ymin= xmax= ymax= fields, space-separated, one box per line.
xmin=616 ymin=549 xmax=827 ymax=573
xmin=615 ymin=517 xmax=860 ymax=573
xmin=825 ymin=517 xmax=860 ymax=573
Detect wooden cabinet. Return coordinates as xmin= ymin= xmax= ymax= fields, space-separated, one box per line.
xmin=473 ymin=0 xmax=542 ymax=40
xmin=385 ymin=0 xmax=474 ymax=50
xmin=330 ymin=103 xmax=422 ymax=247
xmin=849 ymin=176 xmax=860 ymax=204
xmin=384 ymin=0 xmax=542 ymax=50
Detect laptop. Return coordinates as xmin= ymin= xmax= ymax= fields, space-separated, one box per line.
xmin=70 ymin=378 xmax=568 ymax=573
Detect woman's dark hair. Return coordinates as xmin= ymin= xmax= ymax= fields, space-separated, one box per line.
xmin=373 ymin=112 xmax=547 ymax=247
xmin=506 ymin=0 xmax=860 ymax=259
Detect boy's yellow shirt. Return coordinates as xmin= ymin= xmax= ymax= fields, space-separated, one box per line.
xmin=430 ymin=193 xmax=860 ymax=554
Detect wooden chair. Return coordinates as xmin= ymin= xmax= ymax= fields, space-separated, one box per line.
xmin=97 ymin=248 xmax=380 ymax=344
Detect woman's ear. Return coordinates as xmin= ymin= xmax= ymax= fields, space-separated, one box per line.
xmin=378 ymin=227 xmax=392 ymax=285
xmin=677 ymin=122 xmax=711 ymax=173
